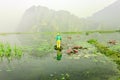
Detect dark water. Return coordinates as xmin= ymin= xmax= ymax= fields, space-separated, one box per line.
xmin=0 ymin=33 xmax=120 ymax=80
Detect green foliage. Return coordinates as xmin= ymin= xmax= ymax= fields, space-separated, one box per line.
xmin=93 ymin=42 xmax=120 ymax=57
xmin=114 ymin=60 xmax=120 ymax=71
xmin=0 ymin=41 xmax=23 ymax=62
xmin=14 ymin=45 xmax=23 ymax=57
xmin=87 ymin=39 xmax=98 ymax=44
xmin=88 ymin=40 xmax=120 ymax=72
xmin=37 ymin=43 xmax=53 ymax=52
xmin=109 ymin=44 xmax=120 ymax=53
xmin=30 ymin=42 xmax=54 ymax=57
xmin=85 ymin=32 xmax=90 ymax=35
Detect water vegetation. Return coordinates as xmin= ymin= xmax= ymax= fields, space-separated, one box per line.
xmin=29 ymin=42 xmax=54 ymax=57
xmin=109 ymin=44 xmax=120 ymax=53
xmin=87 ymin=39 xmax=120 ymax=70
xmin=0 ymin=41 xmax=23 ymax=62
xmin=0 ymin=30 xmax=119 ymax=36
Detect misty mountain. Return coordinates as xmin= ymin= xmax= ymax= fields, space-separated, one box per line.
xmin=18 ymin=5 xmax=104 ymax=32
xmin=89 ymin=0 xmax=120 ymax=30
xmin=18 ymin=6 xmax=85 ymax=32
xmin=18 ymin=1 xmax=120 ymax=32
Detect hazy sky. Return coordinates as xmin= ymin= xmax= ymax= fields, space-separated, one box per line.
xmin=0 ymin=0 xmax=117 ymax=32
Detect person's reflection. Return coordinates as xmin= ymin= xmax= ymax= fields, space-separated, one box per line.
xmin=56 ymin=50 xmax=62 ymax=61
xmin=54 ymin=45 xmax=63 ymax=61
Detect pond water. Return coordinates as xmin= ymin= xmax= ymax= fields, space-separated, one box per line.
xmin=0 ymin=32 xmax=120 ymax=80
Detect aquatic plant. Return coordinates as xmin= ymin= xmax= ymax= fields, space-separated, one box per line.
xmin=88 ymin=39 xmax=120 ymax=72
xmin=5 ymin=43 xmax=12 ymax=57
xmin=13 ymin=45 xmax=23 ymax=58
xmin=29 ymin=42 xmax=54 ymax=57
xmin=0 ymin=41 xmax=23 ymax=62
xmin=85 ymin=32 xmax=90 ymax=35
xmin=87 ymin=39 xmax=98 ymax=44
xmin=109 ymin=44 xmax=120 ymax=53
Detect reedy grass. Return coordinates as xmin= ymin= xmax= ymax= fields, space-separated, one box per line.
xmin=0 ymin=41 xmax=23 ymax=62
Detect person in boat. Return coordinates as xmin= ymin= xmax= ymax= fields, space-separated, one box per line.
xmin=56 ymin=32 xmax=62 ymax=49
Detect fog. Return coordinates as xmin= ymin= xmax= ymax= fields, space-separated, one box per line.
xmin=0 ymin=0 xmax=117 ymax=32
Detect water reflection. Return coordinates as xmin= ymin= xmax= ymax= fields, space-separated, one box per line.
xmin=56 ymin=50 xmax=62 ymax=61
xmin=54 ymin=45 xmax=63 ymax=60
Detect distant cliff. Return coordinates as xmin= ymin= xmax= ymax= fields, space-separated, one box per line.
xmin=18 ymin=6 xmax=87 ymax=32
xmin=89 ymin=0 xmax=120 ymax=30
xmin=18 ymin=1 xmax=120 ymax=32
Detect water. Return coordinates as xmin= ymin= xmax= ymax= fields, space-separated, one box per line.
xmin=0 ymin=33 xmax=120 ymax=80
